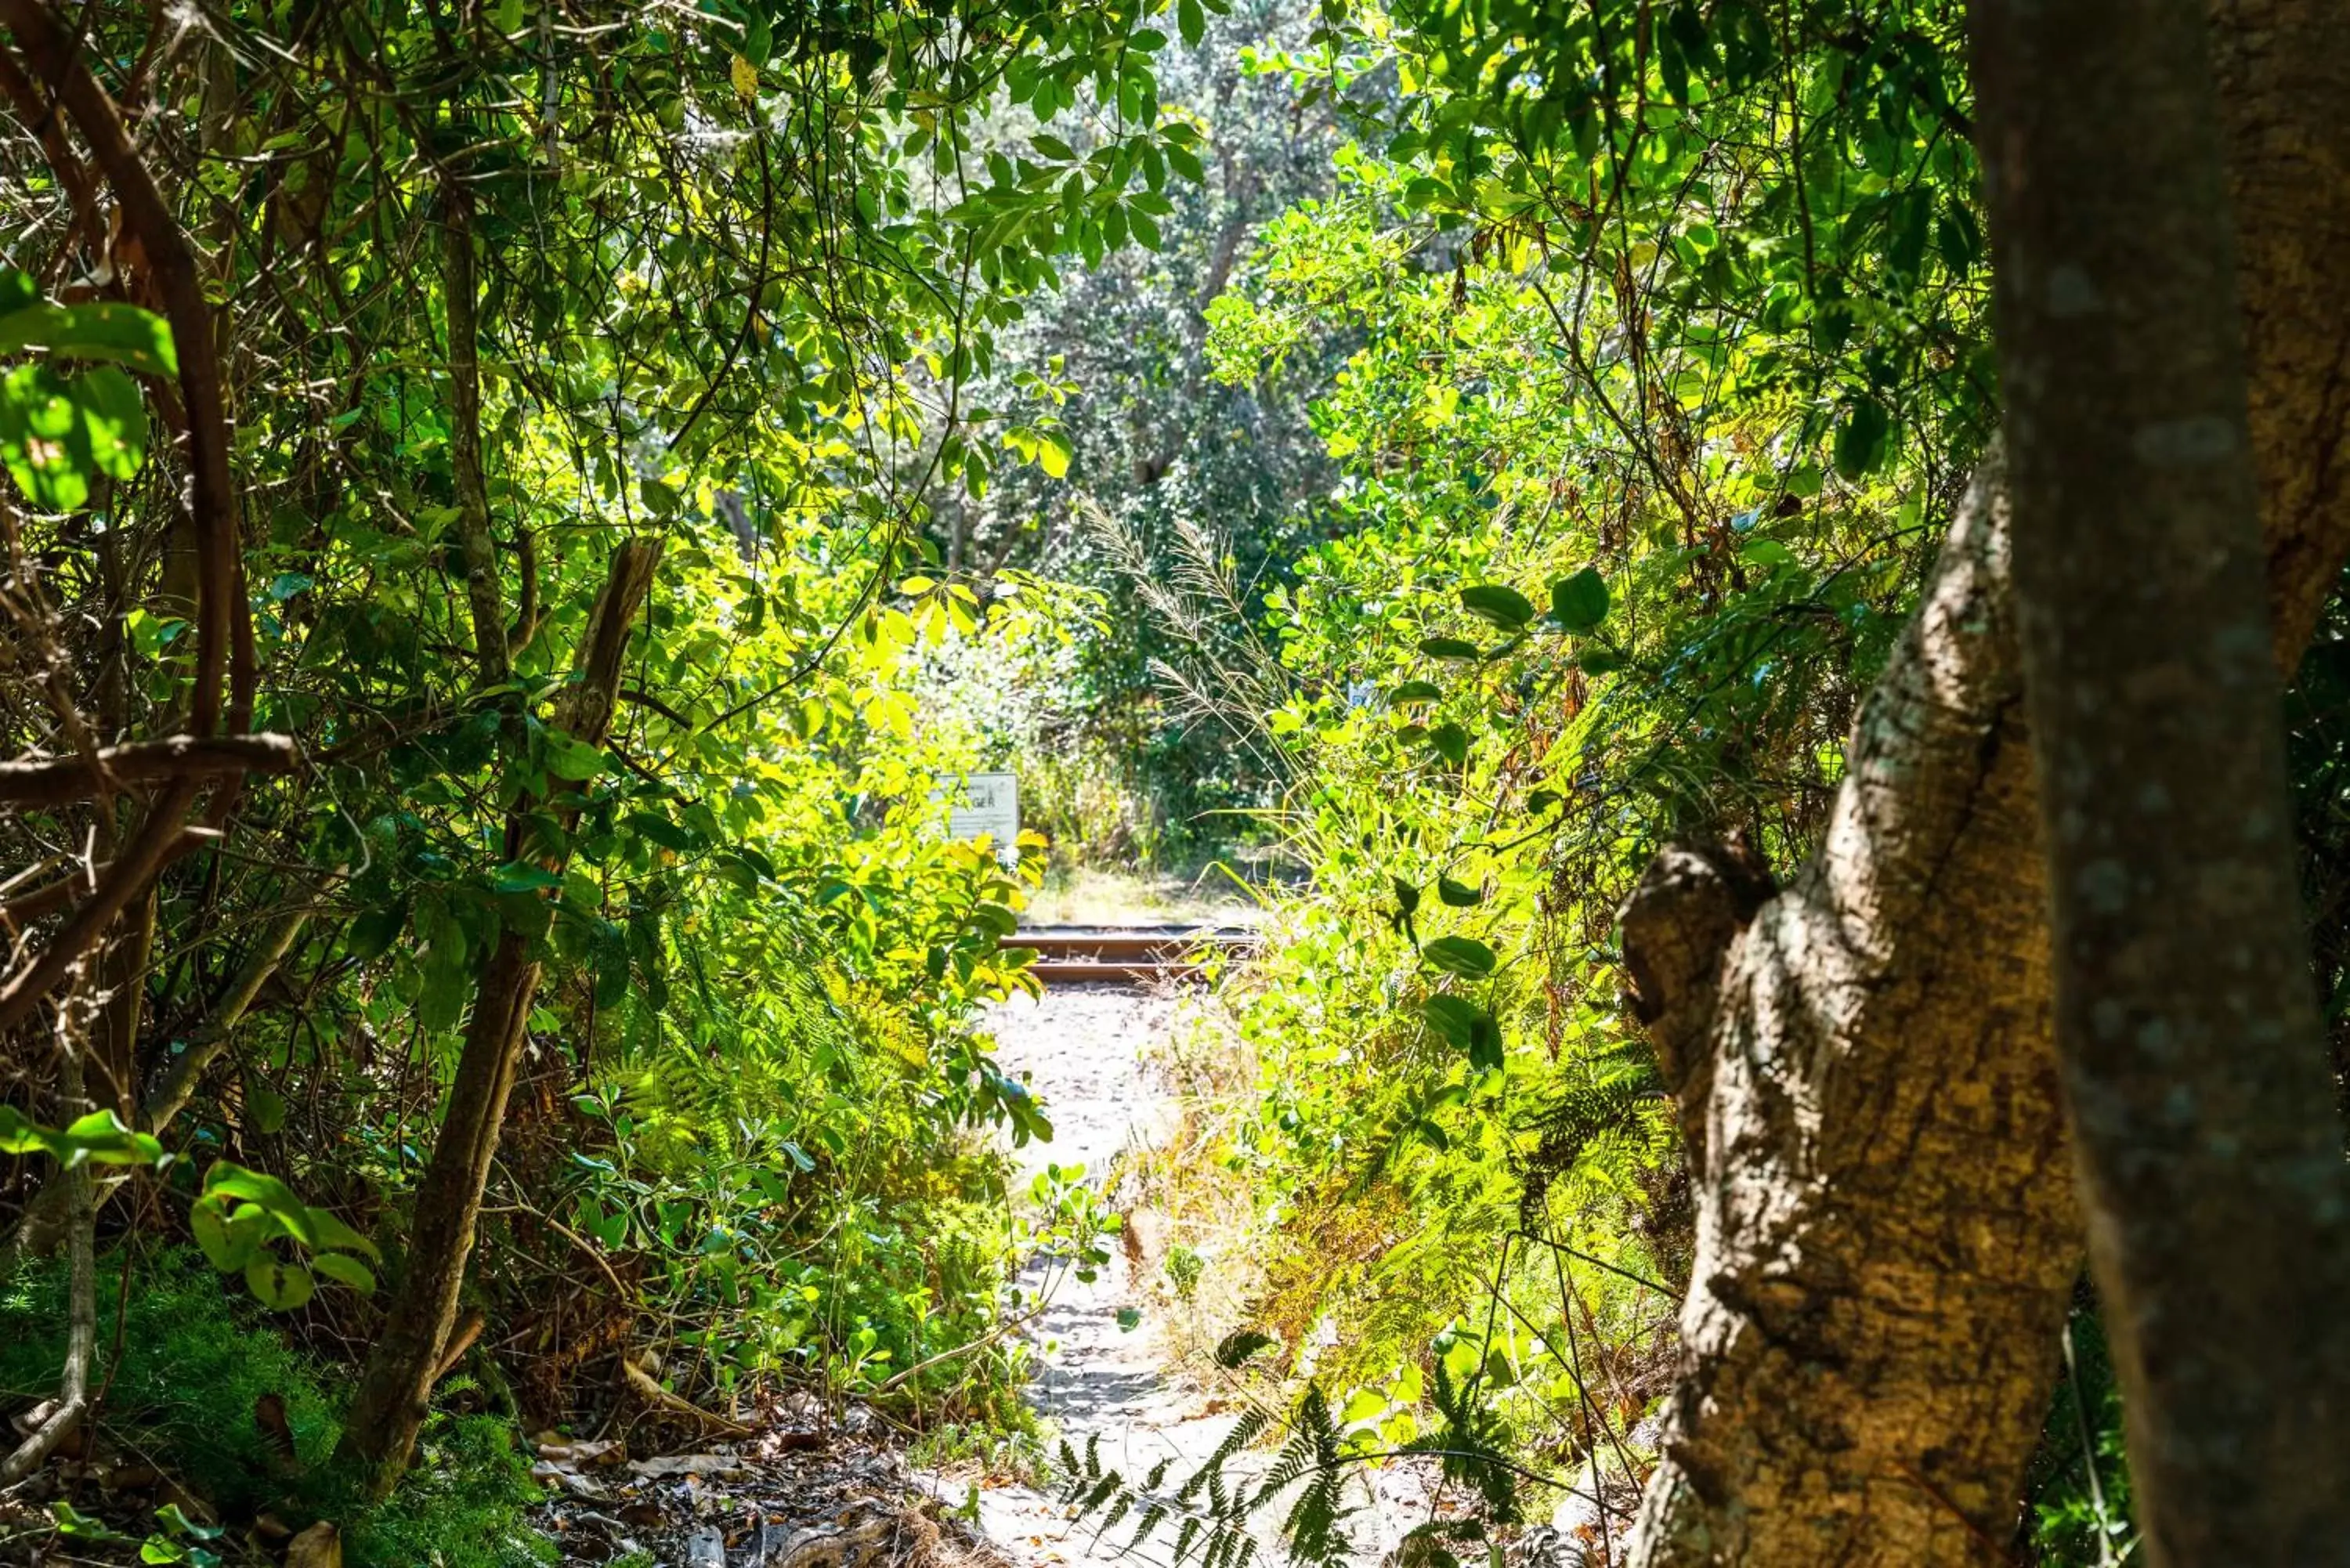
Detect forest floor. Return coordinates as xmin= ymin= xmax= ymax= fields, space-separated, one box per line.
xmin=531 ymin=985 xmax=1239 ymax=1568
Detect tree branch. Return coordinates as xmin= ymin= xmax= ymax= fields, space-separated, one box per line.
xmin=0 ymin=734 xmax=297 ymax=808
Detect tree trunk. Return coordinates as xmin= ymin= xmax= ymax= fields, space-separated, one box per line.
xmin=1619 ymin=2 xmax=2350 ymax=1561
xmin=1975 ymin=0 xmax=2350 ymax=1558
xmin=441 ymin=185 xmax=512 ymax=692
xmin=338 ymin=537 xmax=659 ymax=1494
xmin=1622 ymin=459 xmax=2077 ymax=1565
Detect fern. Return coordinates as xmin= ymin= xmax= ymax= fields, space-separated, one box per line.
xmin=1401 ymin=1357 xmax=1520 ymax=1523
xmin=1061 ymin=1370 xmax=1528 ymax=1568
xmin=1513 ymin=1042 xmax=1668 ymax=1225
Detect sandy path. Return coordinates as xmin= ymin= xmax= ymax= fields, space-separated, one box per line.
xmin=927 ymin=986 xmax=1433 ymax=1568
xmin=928 ymin=987 xmax=1255 ymax=1568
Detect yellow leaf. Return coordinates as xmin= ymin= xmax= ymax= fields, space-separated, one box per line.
xmin=1038 ymin=431 xmax=1072 ymax=479
xmin=730 ymin=54 xmax=760 ymax=99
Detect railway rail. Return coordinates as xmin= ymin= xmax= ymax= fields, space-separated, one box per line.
xmin=1010 ymin=923 xmax=1261 ymax=986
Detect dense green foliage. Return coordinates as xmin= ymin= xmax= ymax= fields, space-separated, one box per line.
xmin=0 ymin=0 xmax=1211 ymax=1534
xmin=1112 ymin=0 xmax=1991 ymax=1521
xmin=3 ymin=0 xmax=2345 ymax=1556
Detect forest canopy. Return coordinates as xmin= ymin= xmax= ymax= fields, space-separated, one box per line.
xmin=0 ymin=0 xmax=2345 ymax=1563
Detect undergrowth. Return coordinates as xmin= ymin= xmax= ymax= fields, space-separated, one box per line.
xmin=0 ymin=1249 xmax=549 ymax=1568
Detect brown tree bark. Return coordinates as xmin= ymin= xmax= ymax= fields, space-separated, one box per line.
xmin=1619 ymin=2 xmax=2350 ymax=1562
xmin=1976 ymin=0 xmax=2350 ymax=1558
xmin=1622 ymin=460 xmax=2074 ymax=1565
xmin=338 ymin=537 xmax=660 ymax=1494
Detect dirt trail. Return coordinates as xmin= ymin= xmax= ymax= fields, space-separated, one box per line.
xmin=931 ymin=988 xmax=1428 ymax=1568
xmin=927 ymin=987 xmax=1241 ymax=1568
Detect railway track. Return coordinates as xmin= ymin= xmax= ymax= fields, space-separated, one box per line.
xmin=1011 ymin=923 xmax=1261 ymax=986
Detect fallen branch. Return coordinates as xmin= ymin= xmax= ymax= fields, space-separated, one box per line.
xmin=620 ymin=1358 xmax=756 ymax=1436
xmin=433 ymin=1310 xmax=486 ymax=1383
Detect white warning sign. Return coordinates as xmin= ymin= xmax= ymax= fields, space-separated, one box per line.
xmin=944 ymin=771 xmax=1019 ymax=859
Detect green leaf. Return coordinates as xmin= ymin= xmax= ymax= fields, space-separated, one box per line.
xmin=0 ymin=298 xmax=177 ymax=375
xmin=1426 ymin=721 xmax=1470 ymax=765
xmin=1214 ymin=1329 xmax=1276 ymax=1367
xmin=50 ymin=1501 xmax=122 ymax=1541
xmin=201 ymin=1162 xmax=318 ymax=1245
xmin=1419 ymin=636 xmax=1484 ymax=661
xmin=1037 ymin=431 xmax=1072 ymax=479
xmin=1390 ymin=876 xmax=1420 ymax=916
xmin=248 ymin=1082 xmax=288 ymax=1136
xmin=153 ymin=1506 xmax=223 ymax=1543
xmin=1548 ymin=569 xmax=1611 ymax=633
xmin=244 ymin=1255 xmax=316 ymax=1311
xmin=1179 ymin=0 xmax=1206 ymax=44
xmin=190 ymin=1201 xmax=251 ymax=1273
xmin=540 ymin=732 xmax=606 ymax=782
xmin=639 ymin=476 xmax=681 ymax=517
xmin=593 ymin=921 xmax=631 ymax=1008
xmin=418 ymin=959 xmax=468 ymax=1032
xmin=1390 ymin=680 xmax=1442 ymax=703
xmin=345 ymin=901 xmax=407 ymax=963
xmin=0 ymin=1106 xmax=50 ymax=1157
xmin=1421 ymin=935 xmax=1497 ymax=978
xmin=490 ymin=862 xmax=564 ymax=894
xmin=1833 ymin=397 xmax=1891 ymax=479
xmin=624 ymin=811 xmax=700 ymax=853
xmin=312 ymin=1252 xmax=378 ymax=1294
xmin=54 ymin=1108 xmax=164 ymax=1165
xmin=1437 ymin=876 xmax=1482 ymax=908
xmin=307 ymin=1207 xmax=381 ymax=1259
xmin=1421 ymin=993 xmax=1483 ymax=1045
xmin=1423 ymin=995 xmax=1504 ymax=1071
xmin=1459 ymin=583 xmax=1535 ymax=631
xmin=1032 ymin=133 xmax=1077 ymax=161
xmin=74 ymin=365 xmax=149 ymax=481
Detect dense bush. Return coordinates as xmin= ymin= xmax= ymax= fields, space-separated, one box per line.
xmin=0 ymin=1252 xmax=549 ymax=1567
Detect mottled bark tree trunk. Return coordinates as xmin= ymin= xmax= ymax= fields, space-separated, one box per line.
xmin=1619 ymin=2 xmax=2350 ymax=1563
xmin=338 ymin=537 xmax=659 ymax=1493
xmin=1976 ymin=0 xmax=2350 ymax=1557
xmin=1622 ymin=461 xmax=2075 ymax=1566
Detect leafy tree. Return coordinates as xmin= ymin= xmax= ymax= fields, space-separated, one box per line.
xmin=0 ymin=0 xmax=1193 ymax=1505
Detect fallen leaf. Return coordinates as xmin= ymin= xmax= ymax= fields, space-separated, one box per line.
xmin=626 ymin=1454 xmax=753 ymax=1480
xmin=286 ymin=1520 xmax=342 ymax=1568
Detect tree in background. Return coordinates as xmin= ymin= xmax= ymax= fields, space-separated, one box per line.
xmin=920 ymin=0 xmax=1355 ymax=866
